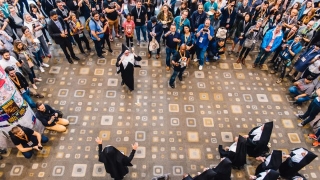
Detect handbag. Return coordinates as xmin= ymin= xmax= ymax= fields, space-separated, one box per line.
xmin=216 ymin=27 xmax=227 ymax=39
xmin=243 ymin=38 xmax=255 ymax=48
xmin=149 ymin=37 xmax=159 ymax=51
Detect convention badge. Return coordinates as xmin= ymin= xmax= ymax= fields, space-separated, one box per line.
xmin=96 ymin=5 xmax=100 ymax=10
xmin=27 ymin=141 xmax=34 ymax=146
xmin=136 ymin=19 xmax=141 ymax=22
xmin=73 ymin=1 xmax=77 ymax=6
xmin=199 ymin=37 xmax=203 ymax=43
xmin=226 ymin=18 xmax=230 ymax=23
xmin=301 ymin=57 xmax=306 ymax=62
xmin=20 ymin=88 xmax=26 ymax=94
xmin=79 ymin=33 xmax=83 ymax=38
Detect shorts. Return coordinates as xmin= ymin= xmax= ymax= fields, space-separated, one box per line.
xmin=233 ymin=36 xmax=245 ymax=45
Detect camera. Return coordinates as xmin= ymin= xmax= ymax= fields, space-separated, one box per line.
xmin=203 ymin=28 xmax=208 ymax=32
xmin=38 ymin=146 xmax=43 ymax=150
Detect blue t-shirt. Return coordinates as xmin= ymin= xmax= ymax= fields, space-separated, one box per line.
xmin=89 ymin=20 xmax=104 ymax=40
xmin=196 ymin=24 xmax=214 ymax=48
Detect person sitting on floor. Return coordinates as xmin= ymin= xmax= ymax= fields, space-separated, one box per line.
xmin=35 ymin=102 xmax=69 ymax=132
xmin=288 ymin=75 xmax=315 ymax=105
xmin=206 ymin=38 xmax=225 ymax=63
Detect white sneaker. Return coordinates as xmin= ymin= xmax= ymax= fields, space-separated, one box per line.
xmin=199 ymin=65 xmax=203 ymax=70
xmin=297 ymin=123 xmax=303 ymax=127
xmin=42 ymin=63 xmax=50 ymax=67
xmin=32 ymin=84 xmax=38 ymax=90
xmin=39 ymin=66 xmax=45 ymax=72
xmin=193 ymin=58 xmax=199 ymax=62
xmin=137 ymin=42 xmax=140 ymax=46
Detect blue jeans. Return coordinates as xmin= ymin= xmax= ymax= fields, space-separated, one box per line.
xmin=22 ymin=135 xmax=49 ymax=159
xmin=32 ymin=49 xmax=43 ymax=67
xmin=301 ymin=99 xmax=320 ymax=126
xmin=288 ymin=86 xmax=311 ymax=103
xmin=196 ymin=46 xmax=207 ymax=66
xmin=169 ymin=68 xmax=185 ymax=85
xmin=254 ymin=48 xmax=272 ymax=65
xmin=165 ymin=47 xmax=176 ymax=67
xmin=21 ymin=88 xmax=36 ymax=108
xmin=135 ymin=25 xmax=147 ymax=42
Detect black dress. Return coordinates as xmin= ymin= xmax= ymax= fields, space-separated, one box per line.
xmin=279 ymin=148 xmax=317 ymax=179
xmin=255 ymin=150 xmax=282 ymax=175
xmin=116 ymin=44 xmax=142 ymax=91
xmin=98 ymin=144 xmax=136 ymax=180
xmin=256 ymin=169 xmax=280 ymax=180
xmin=246 ymin=122 xmax=273 ymax=157
xmin=212 ymin=157 xmax=232 ymax=180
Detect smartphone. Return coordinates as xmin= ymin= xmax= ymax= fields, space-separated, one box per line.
xmin=38 ymin=146 xmax=43 ymax=150
xmin=18 ymin=59 xmax=23 ymax=64
xmin=203 ymin=28 xmax=208 ymax=32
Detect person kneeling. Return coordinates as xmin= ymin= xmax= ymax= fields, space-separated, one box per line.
xmin=206 ymin=39 xmax=225 ymax=63
xmin=9 ymin=125 xmax=48 ymax=159
xmin=35 ymin=102 xmax=69 ymax=132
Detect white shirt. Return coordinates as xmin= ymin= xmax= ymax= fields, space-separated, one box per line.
xmin=308 ymin=58 xmax=320 ymax=74
xmin=264 ymin=154 xmax=271 ymax=166
xmin=256 ymin=171 xmax=268 ymax=180
xmin=0 ymin=56 xmax=21 ymax=73
xmin=251 ymin=126 xmax=263 ymax=141
xmin=291 ymin=148 xmax=307 ymax=163
xmin=229 ymin=142 xmax=237 ymax=152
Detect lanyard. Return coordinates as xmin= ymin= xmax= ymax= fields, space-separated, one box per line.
xmin=136 ymin=8 xmax=141 ymax=18
xmin=308 ymin=48 xmax=315 ymax=56
xmin=179 ymin=17 xmax=185 ymax=27
xmin=286 ymin=31 xmax=295 ymax=41
xmin=184 ymin=34 xmax=189 ymax=43
xmin=289 ymin=42 xmax=296 ymax=49
xmin=59 ymin=8 xmax=68 ymax=17
xmin=243 ymin=21 xmax=249 ymax=31
xmin=47 ymin=0 xmax=54 ymax=6
xmin=287 ymin=15 xmax=294 ymax=24
xmin=10 ymin=75 xmax=21 ymax=88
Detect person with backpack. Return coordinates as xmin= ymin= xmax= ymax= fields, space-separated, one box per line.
xmin=69 ymin=14 xmax=91 ymax=54
xmin=89 ymin=10 xmax=105 ymax=58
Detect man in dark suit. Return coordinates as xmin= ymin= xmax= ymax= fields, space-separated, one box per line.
xmin=40 ymin=0 xmax=57 ymax=17
xmin=146 ymin=16 xmax=163 ymax=59
xmin=47 ymin=11 xmax=79 ymax=64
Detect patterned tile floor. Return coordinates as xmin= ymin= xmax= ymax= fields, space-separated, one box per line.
xmin=1 ymin=39 xmax=320 ymax=180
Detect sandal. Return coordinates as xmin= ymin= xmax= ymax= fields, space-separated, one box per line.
xmin=276 ymin=78 xmax=282 ymax=84
xmin=109 ymin=37 xmax=114 ymax=42
xmin=115 ymin=34 xmax=123 ymax=39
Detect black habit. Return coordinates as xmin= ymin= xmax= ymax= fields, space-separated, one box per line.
xmin=219 ymin=135 xmax=247 ymax=169
xmin=98 ymin=144 xmax=136 ymax=180
xmin=279 ymin=147 xmax=317 ymax=179
xmin=257 ymin=169 xmax=280 ymax=180
xmin=246 ymin=122 xmax=273 ymax=157
xmin=116 ymin=44 xmax=142 ymax=91
xmin=182 ymin=169 xmax=216 ymax=180
xmin=255 ymin=150 xmax=282 ymax=175
xmin=212 ymin=157 xmax=232 ymax=180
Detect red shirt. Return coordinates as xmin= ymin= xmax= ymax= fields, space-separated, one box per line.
xmin=122 ymin=20 xmax=135 ymax=37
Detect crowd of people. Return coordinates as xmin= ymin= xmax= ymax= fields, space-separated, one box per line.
xmin=0 ymin=0 xmax=320 ymax=179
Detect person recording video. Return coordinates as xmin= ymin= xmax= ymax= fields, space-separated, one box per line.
xmin=35 ymin=102 xmax=69 ymax=132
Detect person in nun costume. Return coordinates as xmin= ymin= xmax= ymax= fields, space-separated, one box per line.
xmin=116 ymin=44 xmax=142 ymax=92
xmin=218 ymin=135 xmax=247 ymax=169
xmin=95 ymin=137 xmax=139 ymax=180
xmin=249 ymin=169 xmax=280 ymax=180
xmin=244 ymin=122 xmax=273 ymax=157
xmin=211 ymin=157 xmax=232 ymax=180
xmin=289 ymin=173 xmax=307 ymax=180
xmin=279 ymin=147 xmax=317 ymax=179
xmin=254 ymin=150 xmax=282 ymax=175
xmin=182 ymin=168 xmax=216 ymax=180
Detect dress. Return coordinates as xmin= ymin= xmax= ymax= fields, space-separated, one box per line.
xmin=98 ymin=144 xmax=136 ymax=179
xmin=212 ymin=157 xmax=232 ymax=180
xmin=116 ymin=44 xmax=142 ymax=91
xmin=255 ymin=150 xmax=282 ymax=175
xmin=246 ymin=122 xmax=273 ymax=157
xmin=279 ymin=147 xmax=317 ymax=179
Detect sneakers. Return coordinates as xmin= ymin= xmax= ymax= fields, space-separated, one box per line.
xmin=166 ymin=66 xmax=170 ymax=71
xmin=193 ymin=58 xmax=199 ymax=62
xmin=297 ymin=122 xmax=303 ymax=127
xmin=312 ymin=141 xmax=320 ymax=147
xmin=169 ymin=84 xmax=175 ymax=88
xmin=42 ymin=63 xmax=50 ymax=67
xmin=137 ymin=41 xmax=140 ymax=46
xmin=308 ymin=134 xmax=318 ymax=140
xmin=39 ymin=66 xmax=45 ymax=72
xmin=295 ymin=113 xmax=303 ymax=120
xmin=199 ymin=65 xmax=203 ymax=70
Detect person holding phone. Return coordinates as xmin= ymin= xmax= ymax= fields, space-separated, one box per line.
xmin=9 ymin=125 xmax=49 ymax=159
xmin=35 ymin=102 xmax=69 ymax=132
